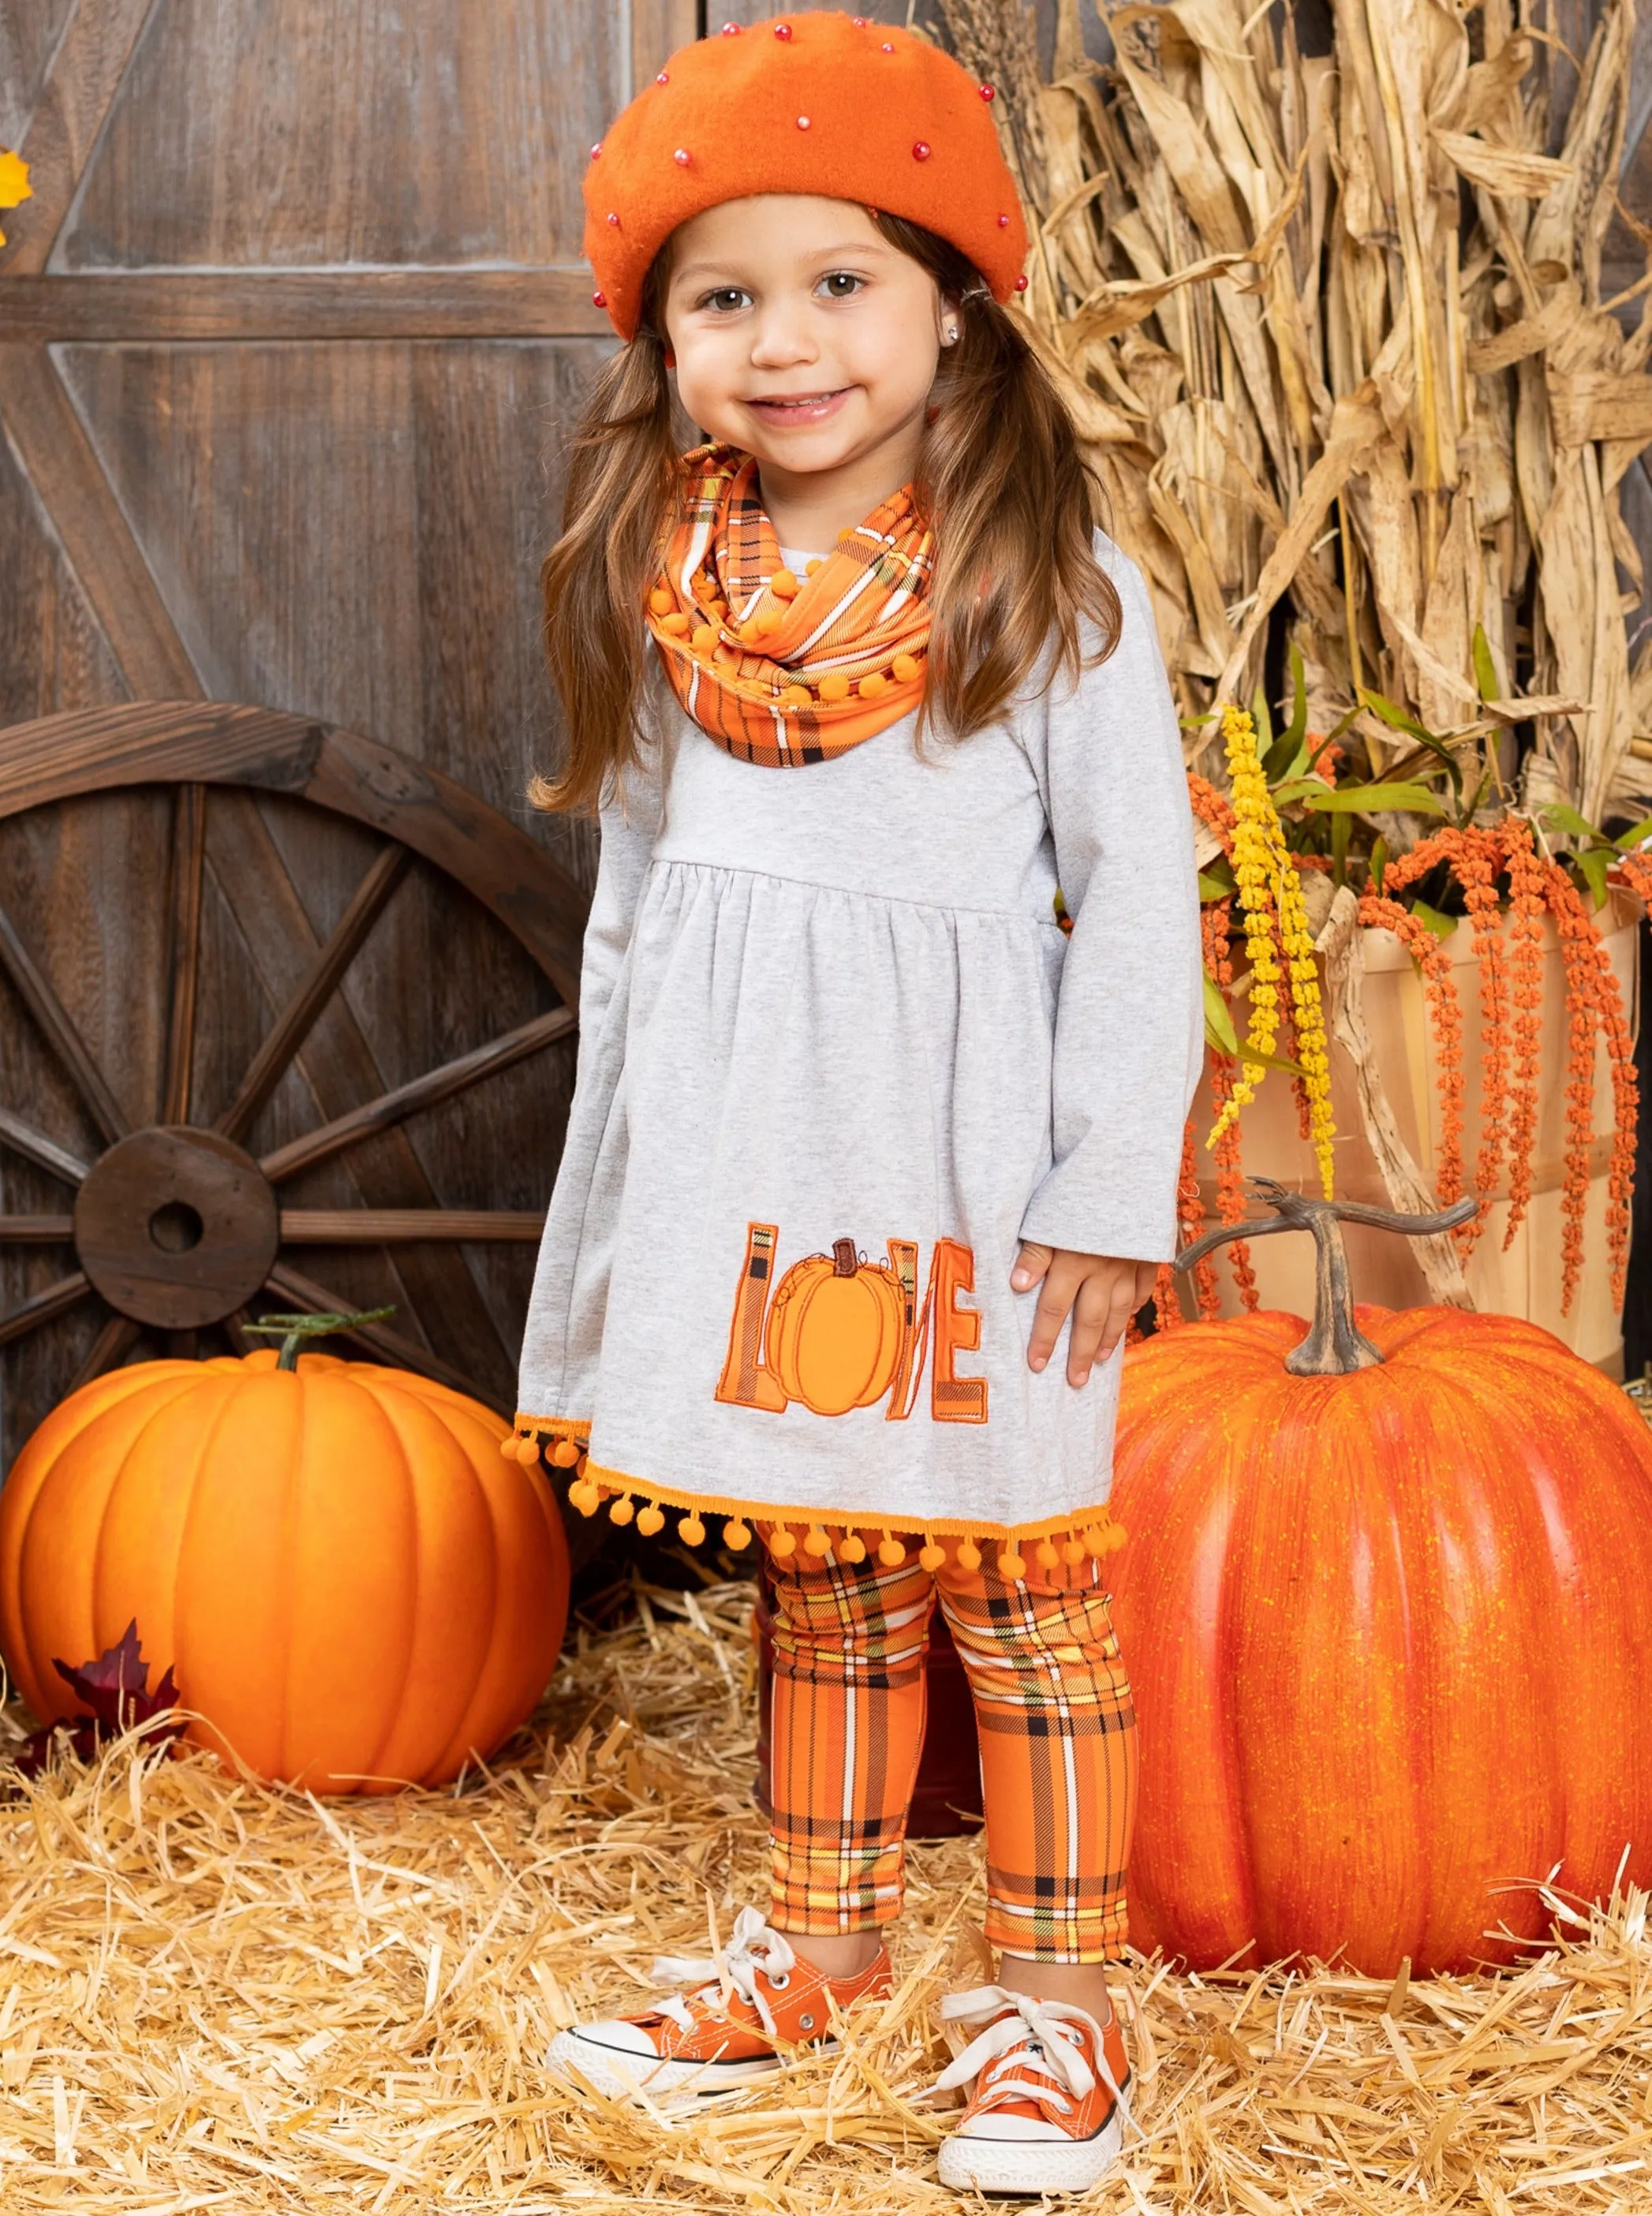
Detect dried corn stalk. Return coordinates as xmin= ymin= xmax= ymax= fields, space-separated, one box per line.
xmin=941 ymin=0 xmax=1652 ymax=827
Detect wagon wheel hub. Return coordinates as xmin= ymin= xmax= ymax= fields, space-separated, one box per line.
xmin=73 ymin=1127 xmax=280 ymax=1332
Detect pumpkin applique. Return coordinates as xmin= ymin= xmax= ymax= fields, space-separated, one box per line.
xmin=765 ymin=1237 xmax=906 ymax=1418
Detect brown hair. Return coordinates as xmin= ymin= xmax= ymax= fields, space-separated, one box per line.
xmin=533 ymin=215 xmax=1121 ymax=813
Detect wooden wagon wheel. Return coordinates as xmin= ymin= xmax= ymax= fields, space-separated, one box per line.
xmin=0 ymin=703 xmax=589 ymax=1414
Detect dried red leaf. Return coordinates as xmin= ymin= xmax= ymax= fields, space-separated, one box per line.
xmin=9 ymin=1621 xmax=183 ymax=1780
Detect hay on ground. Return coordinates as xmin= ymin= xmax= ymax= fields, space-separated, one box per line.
xmin=2 ymin=1575 xmax=1650 ymax=2211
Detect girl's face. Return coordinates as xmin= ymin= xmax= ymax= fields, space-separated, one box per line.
xmin=660 ymin=196 xmax=952 ymax=521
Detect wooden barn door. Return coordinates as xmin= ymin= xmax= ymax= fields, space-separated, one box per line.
xmin=0 ymin=0 xmax=695 ymax=1463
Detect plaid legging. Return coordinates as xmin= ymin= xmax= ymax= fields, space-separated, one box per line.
xmin=765 ymin=1545 xmax=1137 ymax=1964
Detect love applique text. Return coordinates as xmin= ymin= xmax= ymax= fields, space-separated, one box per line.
xmin=715 ymin=1224 xmax=988 ymax=1423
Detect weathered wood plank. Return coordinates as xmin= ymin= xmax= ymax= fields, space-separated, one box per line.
xmin=0 ymin=895 xmax=129 ymax=1142
xmin=0 ymin=346 xmax=202 ymax=698
xmin=0 ymin=0 xmax=157 ymax=275
xmin=632 ymin=0 xmax=700 ymax=85
xmin=0 ymin=704 xmax=589 ymax=1005
xmin=0 ymin=2 xmax=78 ymax=149
xmin=0 ymin=269 xmax=611 ymax=342
xmin=58 ymin=0 xmax=622 ymax=269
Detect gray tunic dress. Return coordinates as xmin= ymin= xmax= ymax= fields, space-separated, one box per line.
xmin=516 ymin=539 xmax=1202 ymax=1551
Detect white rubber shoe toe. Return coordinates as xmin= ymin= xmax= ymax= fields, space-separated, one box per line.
xmin=937 ymin=2108 xmax=1124 ymax=2194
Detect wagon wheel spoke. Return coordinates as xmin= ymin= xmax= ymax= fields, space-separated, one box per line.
xmin=260 ymin=1262 xmax=503 ymax=1407
xmin=216 ymin=843 xmax=410 ymax=1147
xmin=279 ymin=1208 xmax=544 ymax=1243
xmin=0 ymin=899 xmax=129 ymax=1145
xmin=0 ymin=1272 xmax=93 ymax=1351
xmin=0 ymin=1216 xmax=76 ymax=1243
xmin=160 ymin=783 xmax=207 ymax=1124
xmin=69 ymin=1311 xmax=142 ymax=1391
xmin=259 ymin=1006 xmax=574 ymax=1185
xmin=0 ymin=1110 xmax=91 ymax=1190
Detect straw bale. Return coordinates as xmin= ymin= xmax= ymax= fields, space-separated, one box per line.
xmin=4 ymin=1578 xmax=1652 ymax=2210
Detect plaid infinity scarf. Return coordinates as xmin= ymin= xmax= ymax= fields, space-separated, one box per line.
xmin=645 ymin=444 xmax=933 ymax=768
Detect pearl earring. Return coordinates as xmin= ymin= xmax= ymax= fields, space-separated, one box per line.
xmin=947 ymin=324 xmax=959 ymax=342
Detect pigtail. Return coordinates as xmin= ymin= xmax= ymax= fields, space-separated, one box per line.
xmin=533 ymin=282 xmax=680 ymax=815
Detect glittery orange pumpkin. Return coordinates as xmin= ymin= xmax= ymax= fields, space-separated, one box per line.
xmin=1109 ymin=1186 xmax=1652 ymax=1975
xmin=766 ymin=1237 xmax=906 ymax=1416
xmin=0 ymin=1333 xmax=569 ymax=1793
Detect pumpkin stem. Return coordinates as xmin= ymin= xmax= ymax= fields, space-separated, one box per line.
xmin=244 ymin=1306 xmax=397 ymax=1372
xmin=832 ymin=1237 xmax=858 ymax=1276
xmin=1173 ymin=1179 xmax=1478 ymax=1377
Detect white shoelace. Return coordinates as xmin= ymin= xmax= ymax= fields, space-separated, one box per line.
xmin=933 ymin=1985 xmax=1136 ymax=2133
xmin=649 ymin=1905 xmax=800 ymax=2038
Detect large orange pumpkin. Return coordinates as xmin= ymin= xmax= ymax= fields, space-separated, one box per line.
xmin=767 ymin=1237 xmax=906 ymax=1415
xmin=1110 ymin=1183 xmax=1652 ymax=1975
xmin=0 ymin=1322 xmax=569 ymax=1792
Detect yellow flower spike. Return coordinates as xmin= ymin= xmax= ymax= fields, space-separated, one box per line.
xmin=1205 ymin=702 xmax=1336 ymax=1197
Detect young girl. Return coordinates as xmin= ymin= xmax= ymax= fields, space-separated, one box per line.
xmin=517 ymin=15 xmax=1201 ymax=2195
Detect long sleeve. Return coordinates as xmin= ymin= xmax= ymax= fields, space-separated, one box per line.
xmin=1018 ymin=543 xmax=1204 ymax=1263
xmin=573 ymin=748 xmax=663 ymax=1093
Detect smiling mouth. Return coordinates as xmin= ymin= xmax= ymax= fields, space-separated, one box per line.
xmin=747 ymin=389 xmax=848 ymax=414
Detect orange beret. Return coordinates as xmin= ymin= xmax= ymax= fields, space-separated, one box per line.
xmin=583 ymin=13 xmax=1030 ymax=342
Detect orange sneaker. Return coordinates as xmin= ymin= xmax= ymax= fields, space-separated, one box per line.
xmin=933 ymin=1985 xmax=1133 ymax=2195
xmin=548 ymin=1907 xmax=891 ymax=2101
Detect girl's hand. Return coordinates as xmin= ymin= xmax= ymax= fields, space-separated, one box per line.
xmin=1011 ymin=1245 xmax=1159 ymax=1386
